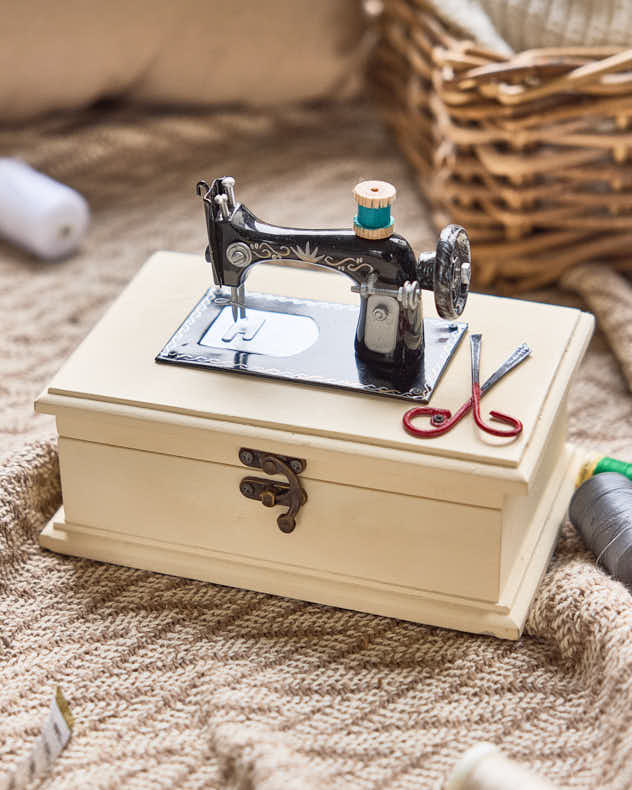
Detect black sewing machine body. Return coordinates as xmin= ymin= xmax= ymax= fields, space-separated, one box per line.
xmin=157 ymin=177 xmax=472 ymax=402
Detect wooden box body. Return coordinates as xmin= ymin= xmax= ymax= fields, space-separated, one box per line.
xmin=36 ymin=252 xmax=594 ymax=639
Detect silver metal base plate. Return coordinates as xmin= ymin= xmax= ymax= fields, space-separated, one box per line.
xmin=156 ymin=289 xmax=467 ymax=402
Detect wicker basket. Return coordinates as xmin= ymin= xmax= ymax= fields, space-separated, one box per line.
xmin=369 ymin=0 xmax=632 ymax=291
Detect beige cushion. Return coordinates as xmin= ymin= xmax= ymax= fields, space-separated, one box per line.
xmin=0 ymin=0 xmax=362 ymax=120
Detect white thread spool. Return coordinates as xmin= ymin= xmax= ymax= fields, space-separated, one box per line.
xmin=0 ymin=159 xmax=89 ymax=260
xmin=446 ymin=744 xmax=557 ymax=790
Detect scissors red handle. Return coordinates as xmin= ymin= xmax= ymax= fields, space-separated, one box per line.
xmin=403 ymin=401 xmax=472 ymax=438
xmin=402 ymin=337 xmax=529 ymax=439
xmin=471 ymin=381 xmax=523 ymax=437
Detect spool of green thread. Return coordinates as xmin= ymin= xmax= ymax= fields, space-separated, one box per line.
xmin=576 ymin=454 xmax=632 ymax=487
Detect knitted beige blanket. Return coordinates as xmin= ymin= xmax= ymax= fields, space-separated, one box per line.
xmin=1 ymin=104 xmax=632 ymax=789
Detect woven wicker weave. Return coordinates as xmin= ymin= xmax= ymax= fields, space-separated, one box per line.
xmin=369 ymin=0 xmax=632 ymax=290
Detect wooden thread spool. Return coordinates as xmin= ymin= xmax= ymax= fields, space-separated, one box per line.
xmin=569 ymin=472 xmax=632 ymax=589
xmin=447 ymin=744 xmax=557 ymax=790
xmin=353 ymin=180 xmax=396 ymax=240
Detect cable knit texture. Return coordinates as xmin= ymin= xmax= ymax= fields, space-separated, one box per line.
xmin=1 ymin=104 xmax=632 ymax=789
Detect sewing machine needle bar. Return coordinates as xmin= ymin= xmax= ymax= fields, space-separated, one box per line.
xmin=480 ymin=342 xmax=531 ymax=395
xmin=231 ymin=284 xmax=246 ymax=323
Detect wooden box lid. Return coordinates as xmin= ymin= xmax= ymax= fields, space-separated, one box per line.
xmin=37 ymin=252 xmax=594 ymax=491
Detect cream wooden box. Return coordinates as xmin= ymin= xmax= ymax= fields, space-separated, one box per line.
xmin=37 ymin=252 xmax=594 ymax=639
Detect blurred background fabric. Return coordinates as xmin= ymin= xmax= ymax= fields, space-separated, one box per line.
xmin=0 ymin=0 xmax=362 ymax=120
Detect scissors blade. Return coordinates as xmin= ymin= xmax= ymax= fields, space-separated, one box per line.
xmin=470 ymin=334 xmax=482 ymax=389
xmin=480 ymin=342 xmax=531 ymax=395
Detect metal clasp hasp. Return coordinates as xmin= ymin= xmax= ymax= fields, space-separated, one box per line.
xmin=403 ymin=336 xmax=530 ymax=439
xmin=238 ymin=448 xmax=307 ymax=533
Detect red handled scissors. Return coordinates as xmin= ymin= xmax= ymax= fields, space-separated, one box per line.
xmin=403 ymin=335 xmax=530 ymax=439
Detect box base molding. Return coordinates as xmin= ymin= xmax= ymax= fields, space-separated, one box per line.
xmin=39 ymin=445 xmax=578 ymax=640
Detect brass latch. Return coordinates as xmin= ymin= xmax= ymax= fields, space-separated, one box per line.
xmin=238 ymin=448 xmax=307 ymax=533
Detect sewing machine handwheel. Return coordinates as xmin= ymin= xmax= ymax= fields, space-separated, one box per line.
xmin=433 ymin=225 xmax=471 ymax=320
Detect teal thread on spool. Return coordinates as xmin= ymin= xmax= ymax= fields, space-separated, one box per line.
xmin=356 ymin=204 xmax=391 ymax=230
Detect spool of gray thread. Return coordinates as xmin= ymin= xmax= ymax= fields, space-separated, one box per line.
xmin=569 ymin=472 xmax=632 ymax=589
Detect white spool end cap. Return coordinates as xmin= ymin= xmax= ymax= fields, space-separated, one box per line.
xmin=353 ymin=180 xmax=396 ymax=209
xmin=0 ymin=158 xmax=90 ymax=260
xmin=352 ymin=221 xmax=395 ymax=240
xmin=446 ymin=743 xmax=557 ymax=790
xmin=446 ymin=743 xmax=499 ymax=790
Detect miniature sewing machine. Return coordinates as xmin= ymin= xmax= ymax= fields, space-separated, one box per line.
xmin=156 ymin=178 xmax=472 ymax=401
xmin=36 ymin=177 xmax=595 ymax=639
